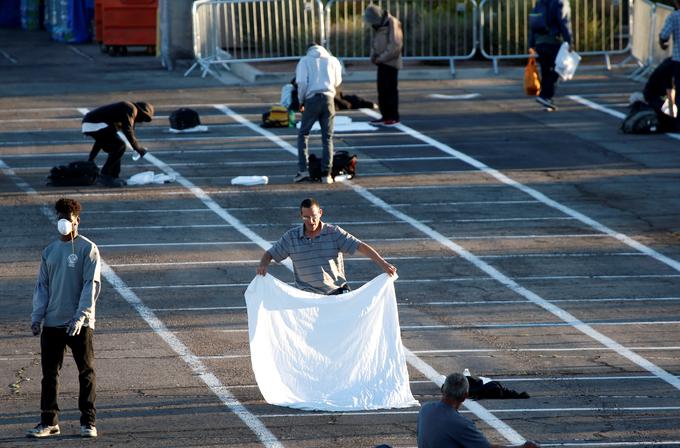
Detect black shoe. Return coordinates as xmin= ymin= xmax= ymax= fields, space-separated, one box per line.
xmin=96 ymin=174 xmax=126 ymax=188
xmin=535 ymin=96 xmax=557 ymax=111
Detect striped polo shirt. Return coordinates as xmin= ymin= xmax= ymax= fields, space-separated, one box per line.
xmin=267 ymin=223 xmax=361 ymax=294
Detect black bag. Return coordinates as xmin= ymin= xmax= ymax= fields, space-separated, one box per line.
xmin=169 ymin=108 xmax=201 ymax=130
xmin=621 ymin=101 xmax=661 ymax=134
xmin=308 ymin=150 xmax=358 ymax=181
xmin=466 ymin=376 xmax=530 ymax=400
xmin=47 ymin=160 xmax=99 ymax=186
xmin=529 ymin=0 xmax=551 ymax=35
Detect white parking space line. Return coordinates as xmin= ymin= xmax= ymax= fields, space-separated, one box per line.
xmin=94 ymin=200 xmax=540 ymax=214
xmin=0 ymin=143 xmax=431 ymax=159
xmin=569 ymin=94 xmax=680 ymax=142
xmin=128 ymin=274 xmax=680 ymax=290
xmin=0 ymin=158 xmax=284 ymax=448
xmin=147 ymin=296 xmax=680 ymax=312
xmin=96 ymin=234 xmax=609 ymax=248
xmin=412 ymin=346 xmax=680 ymax=354
xmin=429 ymin=93 xmax=481 ymax=100
xmin=85 ymin=217 xmax=575 ymax=231
xmin=255 ymin=405 xmax=680 ymax=418
xmin=343 ymin=109 xmax=680 ymax=393
xmin=567 ymin=95 xmax=627 ymax=119
xmin=401 ymin=320 xmax=680 ymax=330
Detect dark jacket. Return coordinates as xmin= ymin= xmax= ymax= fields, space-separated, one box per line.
xmin=529 ymin=0 xmax=573 ymax=48
xmin=83 ymin=101 xmax=153 ymax=153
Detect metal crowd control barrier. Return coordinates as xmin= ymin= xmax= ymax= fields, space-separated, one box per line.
xmin=629 ymin=0 xmax=672 ymax=81
xmin=324 ymin=0 xmax=478 ymax=76
xmin=185 ymin=0 xmax=325 ymax=78
xmin=479 ymin=0 xmax=631 ymax=73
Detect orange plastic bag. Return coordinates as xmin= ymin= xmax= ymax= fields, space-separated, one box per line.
xmin=524 ymin=50 xmax=541 ymax=96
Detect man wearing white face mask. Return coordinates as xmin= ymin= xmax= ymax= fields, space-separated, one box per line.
xmin=28 ymin=198 xmax=101 ymax=439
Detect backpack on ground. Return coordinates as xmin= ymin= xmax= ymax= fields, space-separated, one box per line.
xmin=169 ymin=108 xmax=201 ymax=130
xmin=529 ymin=0 xmax=551 ymax=35
xmin=262 ymin=104 xmax=293 ymax=128
xmin=47 ymin=160 xmax=99 ymax=186
xmin=621 ymin=101 xmax=660 ymax=134
xmin=308 ymin=150 xmax=358 ymax=181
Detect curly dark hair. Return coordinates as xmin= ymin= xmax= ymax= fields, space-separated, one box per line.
xmin=55 ymin=198 xmax=81 ymax=218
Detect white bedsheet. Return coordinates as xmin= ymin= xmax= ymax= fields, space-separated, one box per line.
xmin=244 ymin=273 xmax=419 ymax=411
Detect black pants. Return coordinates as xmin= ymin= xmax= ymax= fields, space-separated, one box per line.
xmin=40 ymin=326 xmax=96 ymax=426
xmin=672 ymin=60 xmax=680 ymax=128
xmin=535 ymin=42 xmax=561 ymax=100
xmin=86 ymin=127 xmax=126 ymax=178
xmin=377 ymin=64 xmax=399 ymax=121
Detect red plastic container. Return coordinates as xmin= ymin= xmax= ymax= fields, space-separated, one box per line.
xmin=101 ymin=0 xmax=157 ymax=55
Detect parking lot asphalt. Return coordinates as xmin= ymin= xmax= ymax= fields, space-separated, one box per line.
xmin=2 ymin=27 xmax=680 ymax=447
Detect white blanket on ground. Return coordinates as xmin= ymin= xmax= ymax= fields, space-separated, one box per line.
xmin=244 ymin=273 xmax=419 ymax=412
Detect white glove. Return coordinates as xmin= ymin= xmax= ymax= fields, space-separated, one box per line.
xmin=67 ymin=317 xmax=85 ymax=336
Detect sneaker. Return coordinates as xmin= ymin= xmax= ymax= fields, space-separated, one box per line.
xmin=381 ymin=119 xmax=400 ymax=126
xmin=293 ymin=170 xmax=310 ymax=183
xmin=535 ymin=96 xmax=557 ymax=111
xmin=369 ymin=118 xmax=385 ymax=126
xmin=81 ymin=424 xmax=98 ymax=438
xmin=96 ymin=174 xmax=126 ymax=188
xmin=26 ymin=423 xmax=60 ymax=438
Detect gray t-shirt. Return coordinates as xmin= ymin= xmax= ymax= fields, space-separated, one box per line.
xmin=267 ymin=223 xmax=360 ymax=294
xmin=32 ymin=235 xmax=101 ymax=328
xmin=417 ymin=400 xmax=492 ymax=448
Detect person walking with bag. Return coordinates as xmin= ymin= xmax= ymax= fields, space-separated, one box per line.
xmin=528 ymin=0 xmax=573 ymax=111
xmin=363 ymin=5 xmax=403 ymax=126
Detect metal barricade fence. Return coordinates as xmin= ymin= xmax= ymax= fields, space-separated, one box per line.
xmin=185 ymin=0 xmax=325 ymax=78
xmin=184 ymin=0 xmax=639 ymax=78
xmin=480 ymin=0 xmax=631 ymax=72
xmin=630 ymin=0 xmax=654 ymax=69
xmin=651 ymin=3 xmax=673 ymax=64
xmin=324 ymin=0 xmax=478 ymax=75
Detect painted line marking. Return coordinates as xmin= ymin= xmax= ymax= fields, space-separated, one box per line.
xmin=569 ymin=94 xmax=680 ymax=142
xmin=411 ymin=346 xmax=680 ymax=354
xmin=0 ymin=158 xmax=284 ymax=448
xmin=108 ymin=252 xmax=644 ymax=268
xmin=91 ymin=200 xmax=540 ymax=214
xmin=188 ymin=319 xmax=680 ymax=334
xmin=354 ymin=108 xmax=680 ymax=392
xmin=429 ymin=93 xmax=481 ymax=100
xmin=148 ymin=296 xmax=680 ymax=312
xmin=254 ymin=405 xmax=680 ymax=418
xmin=127 ymin=274 xmax=680 ymax=289
xmin=96 ymin=233 xmax=610 ymax=248
xmin=85 ymin=216 xmax=576 ymax=231
xmin=401 ymin=320 xmax=680 ymax=330
xmin=185 ymin=346 xmax=680 ymax=361
xmin=0 ymin=143 xmax=431 ymax=159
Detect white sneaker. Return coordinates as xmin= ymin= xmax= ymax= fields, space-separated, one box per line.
xmin=293 ymin=170 xmax=310 ymax=183
xmin=26 ymin=423 xmax=60 ymax=438
xmin=321 ymin=175 xmax=334 ymax=184
xmin=81 ymin=424 xmax=98 ymax=438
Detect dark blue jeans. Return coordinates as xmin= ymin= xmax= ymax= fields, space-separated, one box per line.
xmin=536 ymin=42 xmax=561 ymax=100
xmin=40 ymin=326 xmax=96 ymax=426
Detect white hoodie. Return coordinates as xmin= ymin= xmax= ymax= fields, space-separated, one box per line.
xmin=295 ymin=45 xmax=343 ymax=104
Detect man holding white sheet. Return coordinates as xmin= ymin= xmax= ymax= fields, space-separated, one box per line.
xmin=256 ymin=197 xmax=396 ymax=294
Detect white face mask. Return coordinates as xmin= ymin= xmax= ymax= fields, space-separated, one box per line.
xmin=57 ymin=219 xmax=73 ymax=236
